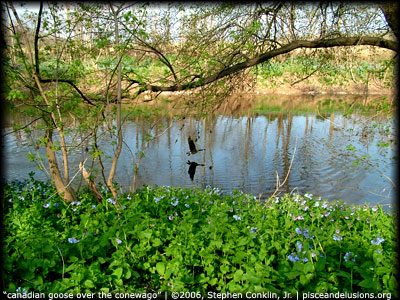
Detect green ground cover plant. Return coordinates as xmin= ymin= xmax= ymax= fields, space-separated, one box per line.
xmin=2 ymin=174 xmax=397 ymax=296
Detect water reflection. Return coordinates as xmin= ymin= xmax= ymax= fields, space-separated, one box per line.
xmin=3 ymin=95 xmax=396 ymax=207
xmin=187 ymin=160 xmax=205 ymax=181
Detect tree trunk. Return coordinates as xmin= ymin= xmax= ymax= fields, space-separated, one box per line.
xmin=45 ymin=129 xmax=76 ymax=202
xmin=107 ymin=4 xmax=123 ymax=198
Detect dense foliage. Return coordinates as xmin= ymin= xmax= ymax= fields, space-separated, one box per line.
xmin=3 ymin=174 xmax=397 ymax=296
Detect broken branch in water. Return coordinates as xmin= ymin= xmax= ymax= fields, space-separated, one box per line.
xmin=265 ymin=137 xmax=298 ymax=206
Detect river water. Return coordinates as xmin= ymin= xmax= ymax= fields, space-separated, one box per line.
xmin=3 ymin=94 xmax=396 ymax=207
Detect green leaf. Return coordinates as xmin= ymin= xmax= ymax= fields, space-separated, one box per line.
xmin=98 ymin=257 xmax=106 ymax=264
xmin=304 ymin=262 xmax=314 ymax=274
xmin=156 ymin=262 xmax=166 ymax=276
xmin=220 ymin=264 xmax=229 ymax=274
xmin=84 ymin=280 xmax=95 ymax=289
xmin=285 ymin=271 xmax=300 ymax=280
xmin=112 ymin=267 xmax=123 ymax=279
xmin=375 ymin=266 xmax=390 ymax=275
xmin=233 ymin=269 xmax=243 ymax=282
xmin=152 ymin=238 xmax=162 ymax=247
xmin=237 ymin=237 xmax=249 ymax=247
xmin=358 ymin=278 xmax=375 ymax=289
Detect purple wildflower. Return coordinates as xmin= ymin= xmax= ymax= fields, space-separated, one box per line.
xmin=116 ymin=238 xmax=122 ymax=244
xmin=295 ymin=228 xmax=302 ymax=235
xmin=233 ymin=215 xmax=241 ymax=221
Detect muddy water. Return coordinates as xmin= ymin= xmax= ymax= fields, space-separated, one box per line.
xmin=3 ymin=94 xmax=396 ymax=207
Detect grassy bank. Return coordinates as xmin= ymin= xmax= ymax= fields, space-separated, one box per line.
xmin=2 ymin=175 xmax=397 ymax=296
xmin=254 ymin=46 xmax=395 ymax=95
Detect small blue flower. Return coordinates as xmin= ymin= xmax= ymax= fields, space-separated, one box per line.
xmin=127 ymin=194 xmax=132 ymax=200
xmin=304 ymin=193 xmax=313 ymax=199
xmin=92 ymin=205 xmax=96 ymax=209
xmin=68 ymin=237 xmax=80 ymax=244
xmin=250 ymin=227 xmax=257 ymax=233
xmin=295 ymin=228 xmax=302 ymax=235
xmin=155 ymin=196 xmax=162 ymax=203
xmin=303 ymin=257 xmax=309 ymax=262
xmin=107 ymin=198 xmax=116 ymax=205
xmin=371 ymin=236 xmax=385 ymax=245
xmin=116 ymin=238 xmax=122 ymax=244
xmin=185 ymin=203 xmax=190 ymax=208
xmin=43 ymin=203 xmax=51 ymax=208
xmin=168 ymin=216 xmax=173 ymax=221
xmin=288 ymin=253 xmax=300 ymax=262
xmin=171 ymin=199 xmax=179 ymax=206
xmin=54 ymin=202 xmax=59 ymax=207
xmin=371 ymin=207 xmax=378 ymax=212
xmin=333 ymin=234 xmax=343 ymax=241
xmin=233 ymin=215 xmax=241 ymax=221
xmin=16 ymin=287 xmax=27 ymax=293
xmin=320 ymin=253 xmax=325 ymax=258
xmin=296 ymin=241 xmax=303 ymax=251
xmin=303 ymin=228 xmax=314 ymax=239
xmin=344 ymin=252 xmax=357 ymax=262
xmin=322 ymin=202 xmax=328 ymax=209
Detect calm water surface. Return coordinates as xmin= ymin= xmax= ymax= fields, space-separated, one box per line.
xmin=3 ymin=95 xmax=396 ymax=207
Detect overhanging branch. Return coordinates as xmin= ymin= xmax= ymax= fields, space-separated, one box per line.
xmin=140 ymin=36 xmax=397 ymax=93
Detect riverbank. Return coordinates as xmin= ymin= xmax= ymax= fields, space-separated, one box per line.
xmin=3 ymin=176 xmax=397 ymax=295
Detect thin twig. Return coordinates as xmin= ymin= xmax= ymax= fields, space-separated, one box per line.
xmin=265 ymin=136 xmax=298 ymax=206
xmin=57 ymin=247 xmax=65 ymax=280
